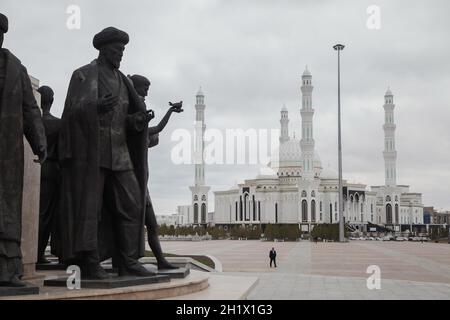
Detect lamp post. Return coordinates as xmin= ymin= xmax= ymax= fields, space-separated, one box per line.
xmin=333 ymin=43 xmax=345 ymax=242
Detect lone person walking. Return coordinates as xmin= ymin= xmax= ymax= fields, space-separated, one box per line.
xmin=269 ymin=247 xmax=277 ymax=268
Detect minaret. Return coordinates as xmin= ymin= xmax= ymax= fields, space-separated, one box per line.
xmin=280 ymin=104 xmax=289 ymax=143
xmin=189 ymin=87 xmax=210 ymax=225
xmin=194 ymin=87 xmax=206 ymax=186
xmin=300 ymin=66 xmax=315 ymax=180
xmin=383 ymin=87 xmax=397 ymax=186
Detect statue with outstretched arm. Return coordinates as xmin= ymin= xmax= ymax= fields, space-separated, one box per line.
xmin=130 ymin=74 xmax=182 ymax=269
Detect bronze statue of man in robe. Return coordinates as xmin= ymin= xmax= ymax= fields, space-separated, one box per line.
xmin=0 ymin=13 xmax=47 ymax=287
xmin=58 ymin=27 xmax=154 ymax=279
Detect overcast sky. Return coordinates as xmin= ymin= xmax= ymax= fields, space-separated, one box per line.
xmin=2 ymin=0 xmax=450 ymax=213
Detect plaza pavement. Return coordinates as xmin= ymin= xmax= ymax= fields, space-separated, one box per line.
xmin=159 ymin=240 xmax=450 ymax=299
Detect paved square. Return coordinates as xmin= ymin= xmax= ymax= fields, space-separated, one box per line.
xmin=159 ymin=240 xmax=450 ymax=299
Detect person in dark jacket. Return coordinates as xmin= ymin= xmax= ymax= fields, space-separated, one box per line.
xmin=269 ymin=247 xmax=277 ymax=268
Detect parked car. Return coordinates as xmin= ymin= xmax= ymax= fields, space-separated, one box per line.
xmin=395 ymin=236 xmax=407 ymax=241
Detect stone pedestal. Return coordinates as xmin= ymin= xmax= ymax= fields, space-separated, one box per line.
xmin=20 ymin=75 xmax=41 ymax=280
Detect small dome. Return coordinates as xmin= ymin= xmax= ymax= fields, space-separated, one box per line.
xmin=279 ymin=139 xmax=302 ymax=166
xmin=321 ymin=165 xmax=338 ymax=179
xmin=302 ymin=65 xmax=311 ymax=77
xmin=385 ymin=87 xmax=393 ymax=96
xmin=196 ymin=86 xmax=204 ymax=96
xmin=256 ymin=165 xmax=278 ymax=180
xmin=281 ymin=104 xmax=288 ymax=112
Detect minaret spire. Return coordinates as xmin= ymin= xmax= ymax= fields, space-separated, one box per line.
xmin=383 ymin=87 xmax=397 ymax=186
xmin=300 ymin=65 xmax=315 ymax=180
xmin=280 ymin=104 xmax=289 ymax=143
xmin=194 ymin=86 xmax=206 ymax=185
xmin=189 ymin=87 xmax=210 ymax=225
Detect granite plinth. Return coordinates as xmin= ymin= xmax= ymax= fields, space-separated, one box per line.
xmin=44 ymin=274 xmax=170 ymax=289
xmin=102 ymin=263 xmax=190 ymax=279
xmin=36 ymin=262 xmax=67 ymax=271
xmin=0 ymin=283 xmax=39 ymax=297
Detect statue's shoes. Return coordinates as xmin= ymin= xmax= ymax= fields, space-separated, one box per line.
xmin=157 ymin=259 xmax=178 ymax=270
xmin=119 ymin=263 xmax=156 ymax=277
xmin=82 ymin=264 xmax=111 ymax=280
xmin=37 ymin=257 xmax=52 ymax=264
xmin=0 ymin=277 xmax=27 ymax=287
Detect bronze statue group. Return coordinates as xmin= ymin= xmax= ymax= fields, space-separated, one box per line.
xmin=0 ymin=13 xmax=183 ymax=287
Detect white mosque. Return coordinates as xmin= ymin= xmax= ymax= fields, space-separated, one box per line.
xmin=211 ymin=67 xmax=424 ymax=233
xmin=175 ymin=67 xmax=424 ymax=233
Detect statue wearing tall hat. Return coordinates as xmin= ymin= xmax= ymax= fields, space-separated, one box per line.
xmin=58 ymin=27 xmax=154 ymax=279
xmin=0 ymin=13 xmax=47 ymax=287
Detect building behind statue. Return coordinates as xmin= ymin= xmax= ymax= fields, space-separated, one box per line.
xmin=171 ymin=67 xmax=430 ymax=234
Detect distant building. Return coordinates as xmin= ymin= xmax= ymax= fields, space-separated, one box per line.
xmin=213 ymin=67 xmax=424 ymax=233
xmin=424 ymin=207 xmax=450 ymax=225
xmin=156 ymin=214 xmax=183 ymax=226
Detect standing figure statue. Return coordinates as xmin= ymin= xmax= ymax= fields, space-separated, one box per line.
xmin=130 ymin=74 xmax=182 ymax=270
xmin=0 ymin=13 xmax=47 ymax=287
xmin=37 ymin=85 xmax=62 ymax=264
xmin=58 ymin=27 xmax=154 ymax=279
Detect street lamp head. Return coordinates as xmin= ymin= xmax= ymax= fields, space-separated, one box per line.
xmin=333 ymin=44 xmax=345 ymax=51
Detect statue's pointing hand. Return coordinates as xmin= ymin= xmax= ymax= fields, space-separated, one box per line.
xmin=98 ymin=93 xmax=118 ymax=113
xmin=169 ymin=101 xmax=183 ymax=113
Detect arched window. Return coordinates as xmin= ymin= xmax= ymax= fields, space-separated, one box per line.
xmin=244 ymin=193 xmax=249 ymax=220
xmin=311 ymin=190 xmax=316 ymax=198
xmin=361 ymin=203 xmax=363 ymax=212
xmin=194 ymin=203 xmax=199 ymax=224
xmin=395 ymin=204 xmax=399 ymax=224
xmin=201 ymin=203 xmax=206 ymax=223
xmin=239 ymin=196 xmax=243 ymax=221
xmin=330 ymin=203 xmax=333 ymax=222
xmin=320 ymin=201 xmax=322 ymax=211
xmin=252 ymin=195 xmax=256 ymax=220
xmin=301 ymin=190 xmax=307 ymax=198
xmin=386 ymin=204 xmax=392 ymax=224
xmin=302 ymin=200 xmax=308 ymax=222
xmin=395 ymin=195 xmax=398 ymax=202
xmin=311 ymin=200 xmax=316 ymax=222
xmin=371 ymin=204 xmax=373 ymax=213
xmin=335 ymin=202 xmax=337 ymax=212
xmin=258 ymin=201 xmax=261 ymax=221
xmin=275 ymin=203 xmax=278 ymax=223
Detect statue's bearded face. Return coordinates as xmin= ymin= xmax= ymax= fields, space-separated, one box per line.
xmin=0 ymin=33 xmax=4 ymax=48
xmin=101 ymin=42 xmax=125 ymax=69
